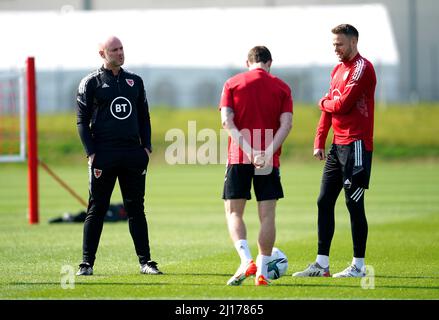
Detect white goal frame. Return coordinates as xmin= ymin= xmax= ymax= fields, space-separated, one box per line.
xmin=0 ymin=71 xmax=26 ymax=162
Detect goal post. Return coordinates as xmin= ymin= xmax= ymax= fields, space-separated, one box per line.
xmin=0 ymin=57 xmax=39 ymax=224
xmin=26 ymin=57 xmax=39 ymax=224
xmin=0 ymin=71 xmax=26 ymax=162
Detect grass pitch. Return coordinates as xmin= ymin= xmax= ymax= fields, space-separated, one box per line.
xmin=0 ymin=161 xmax=438 ymax=300
xmin=33 ymin=104 xmax=439 ymax=164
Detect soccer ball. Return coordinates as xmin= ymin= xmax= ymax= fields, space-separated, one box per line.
xmin=267 ymin=247 xmax=288 ymax=280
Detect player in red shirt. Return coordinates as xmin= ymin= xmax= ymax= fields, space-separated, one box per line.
xmin=220 ymin=46 xmax=293 ymax=286
xmin=293 ymin=24 xmax=376 ymax=278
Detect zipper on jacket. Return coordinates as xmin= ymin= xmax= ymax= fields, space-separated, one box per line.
xmin=116 ymin=72 xmax=121 ymax=94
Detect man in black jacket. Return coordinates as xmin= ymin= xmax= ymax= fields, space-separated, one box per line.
xmin=76 ymin=35 xmax=162 ymax=276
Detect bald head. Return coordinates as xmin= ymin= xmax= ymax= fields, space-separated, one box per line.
xmin=99 ymin=36 xmax=121 ymax=52
xmin=99 ymin=36 xmax=125 ymax=72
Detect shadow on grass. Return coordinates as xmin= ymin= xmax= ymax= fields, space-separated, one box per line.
xmin=8 ymin=280 xmax=439 ymax=291
xmin=375 ymin=275 xmax=439 ymax=280
xmin=9 ymin=282 xmax=170 ymax=286
xmin=277 ymin=282 xmax=439 ymax=290
xmin=163 ymin=273 xmax=231 ymax=277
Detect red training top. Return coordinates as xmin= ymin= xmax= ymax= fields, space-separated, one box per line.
xmin=314 ymin=53 xmax=376 ymax=151
xmin=220 ymin=68 xmax=293 ymax=167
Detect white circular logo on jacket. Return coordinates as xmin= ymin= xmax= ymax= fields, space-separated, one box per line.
xmin=110 ymin=96 xmax=132 ymax=120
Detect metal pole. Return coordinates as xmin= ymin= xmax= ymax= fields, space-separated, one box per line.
xmin=431 ymin=45 xmax=438 ymax=100
xmin=39 ymin=159 xmax=88 ymax=208
xmin=26 ymin=57 xmax=39 ymax=224
xmin=408 ymin=0 xmax=418 ymax=102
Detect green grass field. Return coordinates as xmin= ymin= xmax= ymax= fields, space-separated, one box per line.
xmin=0 ymin=161 xmax=438 ymax=300
xmin=32 ymin=104 xmax=439 ymax=164
xmin=1 ymin=105 xmax=438 ymax=302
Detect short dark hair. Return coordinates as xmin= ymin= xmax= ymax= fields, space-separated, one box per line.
xmin=331 ymin=24 xmax=359 ymax=39
xmin=248 ymin=46 xmax=272 ymax=64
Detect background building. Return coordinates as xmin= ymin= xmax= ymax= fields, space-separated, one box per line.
xmin=0 ymin=0 xmax=437 ymax=110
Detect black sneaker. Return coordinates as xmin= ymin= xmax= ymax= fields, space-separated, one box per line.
xmin=76 ymin=262 xmax=93 ymax=276
xmin=140 ymin=260 xmax=163 ymax=275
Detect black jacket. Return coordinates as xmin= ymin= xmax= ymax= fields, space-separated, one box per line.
xmin=76 ymin=66 xmax=152 ymax=156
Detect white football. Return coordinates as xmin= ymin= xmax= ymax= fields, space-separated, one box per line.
xmin=267 ymin=247 xmax=288 ymax=280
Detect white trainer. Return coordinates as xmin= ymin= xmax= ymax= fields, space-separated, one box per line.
xmin=292 ymin=262 xmax=330 ymax=277
xmin=332 ymin=265 xmax=365 ymax=278
xmin=76 ymin=262 xmax=93 ymax=276
xmin=140 ymin=260 xmax=163 ymax=275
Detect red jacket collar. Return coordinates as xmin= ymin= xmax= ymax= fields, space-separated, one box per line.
xmin=343 ymin=53 xmax=361 ymax=67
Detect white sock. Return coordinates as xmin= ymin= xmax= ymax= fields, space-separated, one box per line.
xmin=256 ymin=254 xmax=271 ymax=278
xmin=352 ymin=257 xmax=365 ymax=270
xmin=234 ymin=240 xmax=252 ymax=266
xmin=316 ymin=255 xmax=329 ymax=268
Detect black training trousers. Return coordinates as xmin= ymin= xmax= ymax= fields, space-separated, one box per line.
xmin=317 ymin=142 xmax=372 ymax=258
xmin=82 ymin=147 xmax=151 ymax=266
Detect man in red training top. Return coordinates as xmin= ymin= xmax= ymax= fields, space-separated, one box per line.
xmin=293 ymin=24 xmax=376 ymax=278
xmin=220 ymin=46 xmax=293 ymax=286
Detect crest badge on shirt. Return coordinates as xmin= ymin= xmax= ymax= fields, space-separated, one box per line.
xmin=94 ymin=168 xmax=102 ymax=179
xmin=126 ymin=79 xmax=134 ymax=87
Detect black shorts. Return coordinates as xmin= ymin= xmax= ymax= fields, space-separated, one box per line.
xmin=326 ymin=140 xmax=373 ymax=190
xmin=222 ymin=164 xmax=284 ymax=201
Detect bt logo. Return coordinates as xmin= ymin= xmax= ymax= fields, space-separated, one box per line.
xmin=110 ymin=96 xmax=132 ymax=120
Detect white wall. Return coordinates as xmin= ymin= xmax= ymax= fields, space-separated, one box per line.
xmin=2 ymin=0 xmax=435 ymax=102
